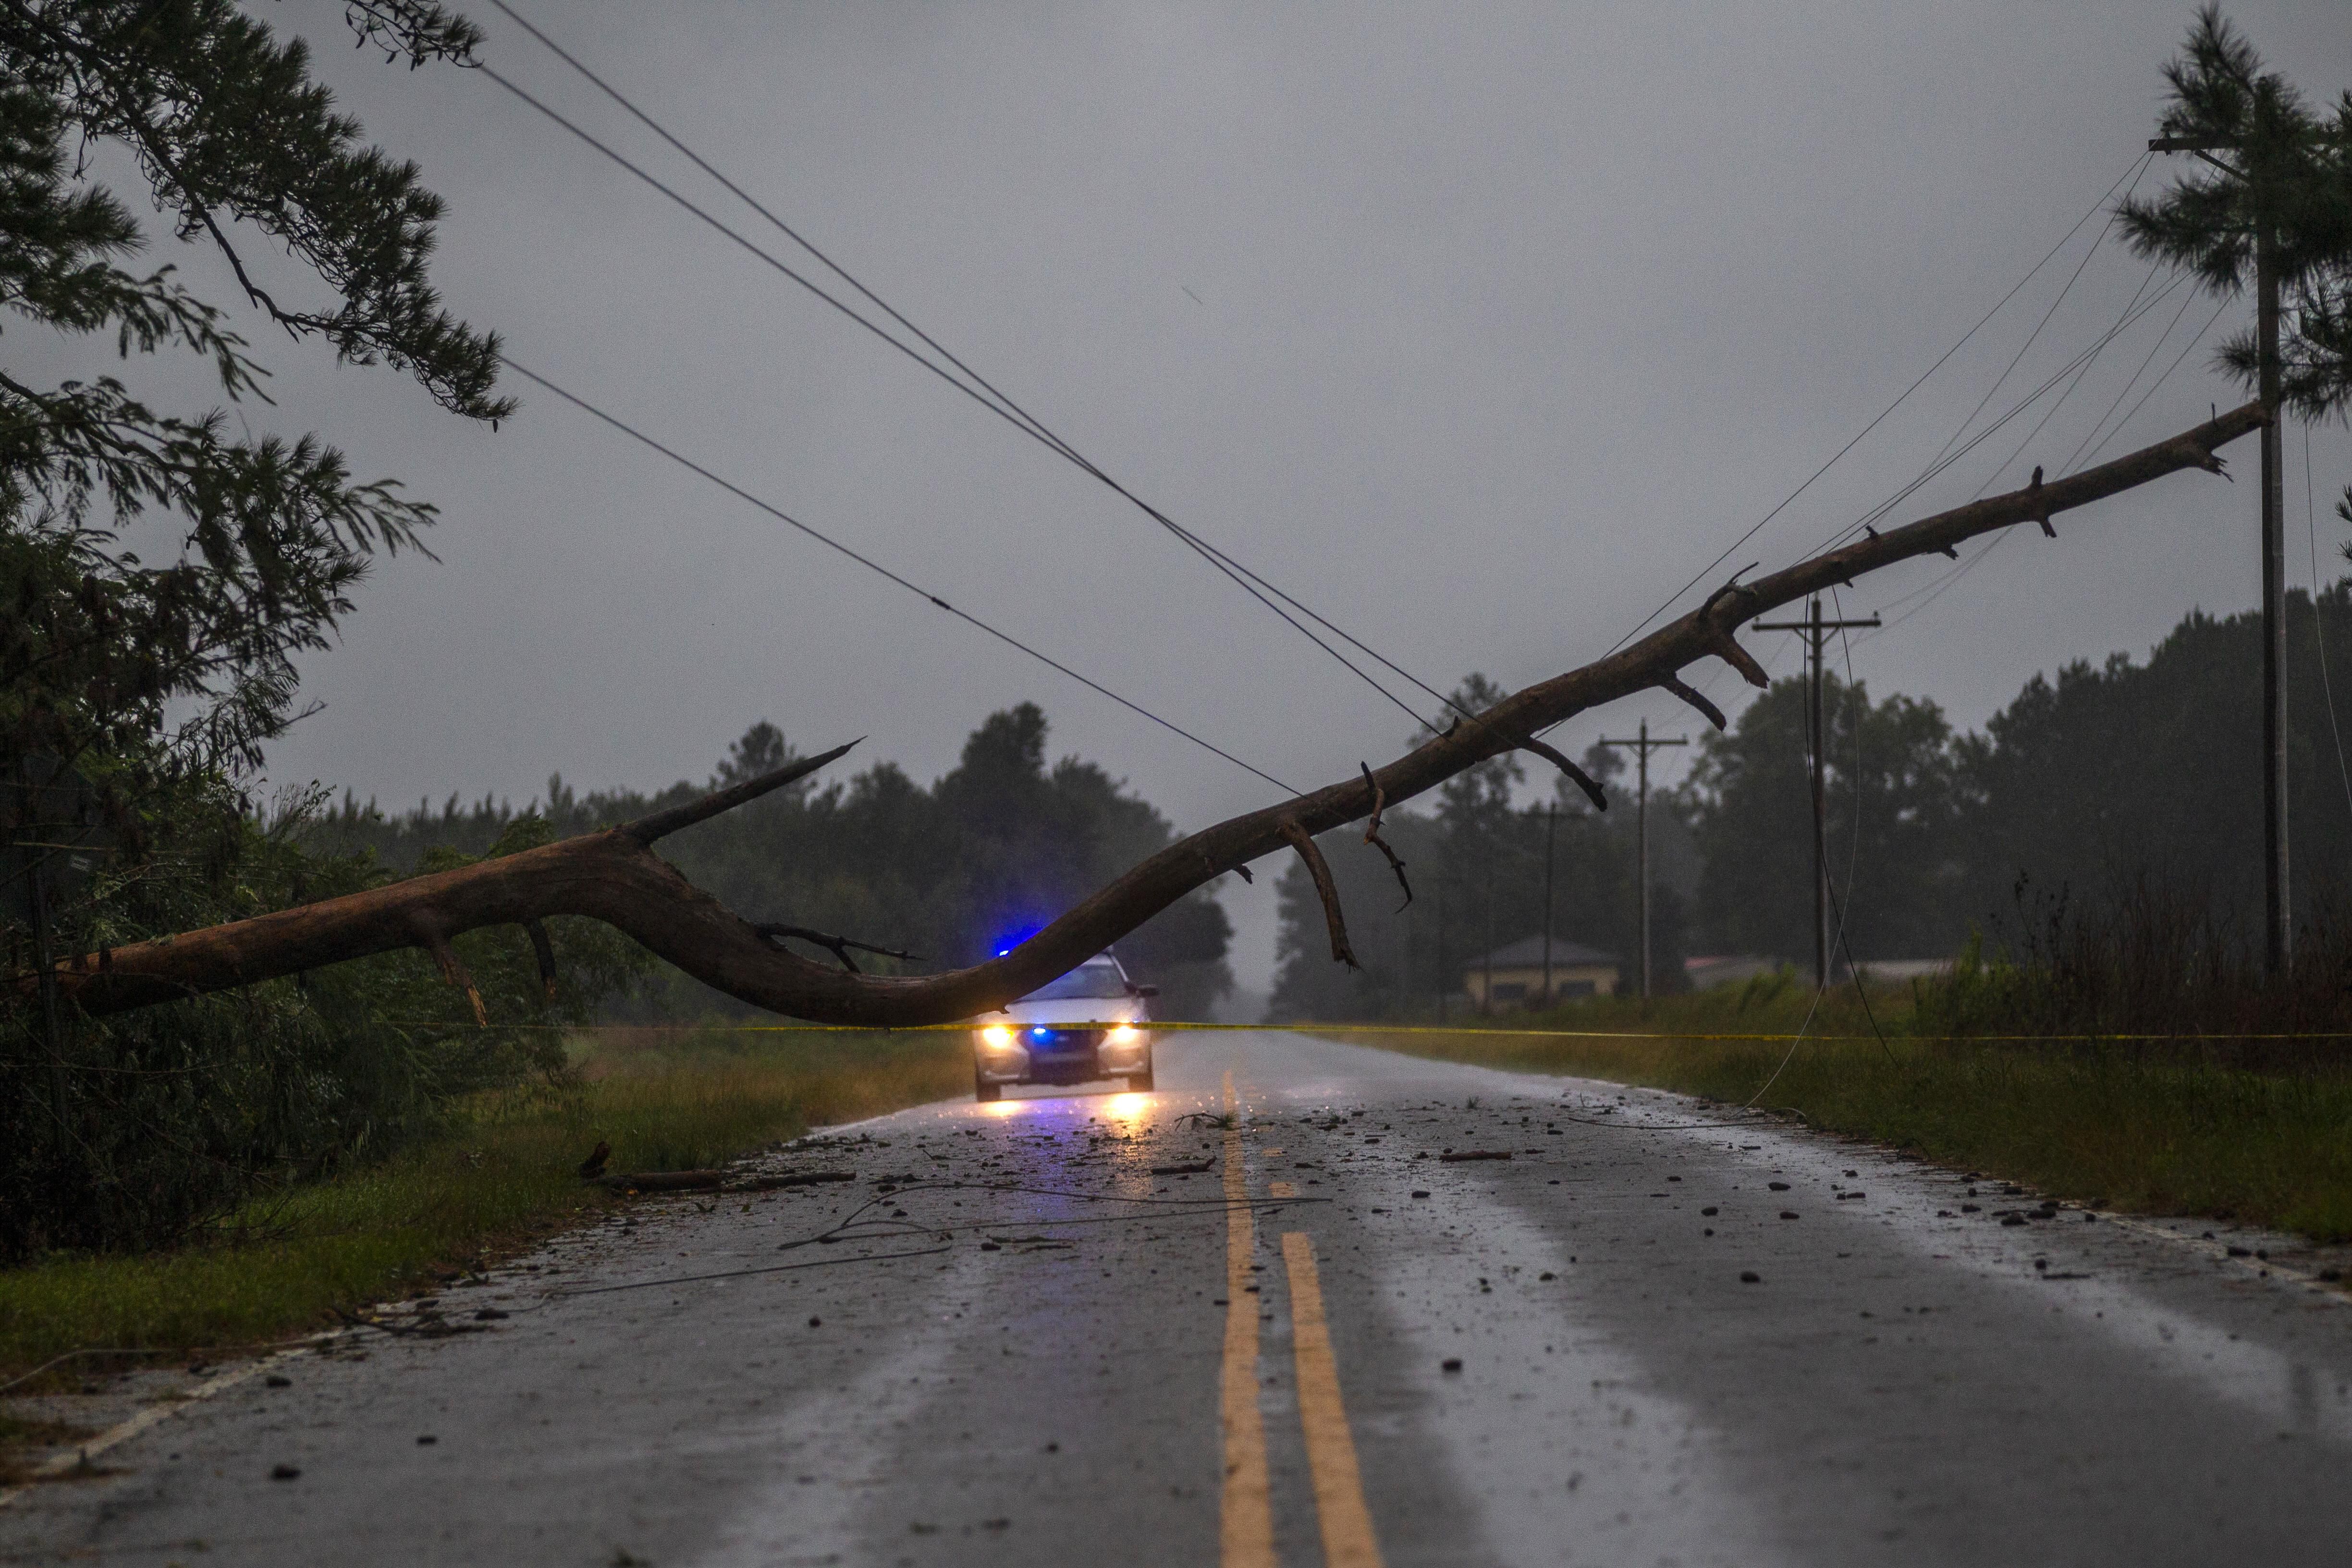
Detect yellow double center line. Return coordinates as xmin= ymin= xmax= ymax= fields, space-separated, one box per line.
xmin=1219 ymin=1069 xmax=1385 ymax=1568
xmin=1220 ymin=1070 xmax=1275 ymax=1563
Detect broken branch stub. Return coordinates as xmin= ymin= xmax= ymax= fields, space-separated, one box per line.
xmin=1706 ymin=629 xmax=1770 ymax=689
xmin=1359 ymin=761 xmax=1413 ymax=909
xmin=11 ymin=403 xmax=2268 ymax=1025
xmin=622 ymin=740 xmax=861 ymax=844
xmin=755 ymin=923 xmax=919 ymax=975
xmin=2029 ymin=466 xmax=2055 ymax=539
xmin=1660 ymin=675 xmax=1728 ymax=732
xmin=415 ymin=919 xmax=487 ymax=1027
xmin=523 ymin=917 xmax=558 ymax=1003
xmin=1281 ymin=820 xmax=1360 ymax=969
xmin=1517 ymin=736 xmax=1608 ymax=811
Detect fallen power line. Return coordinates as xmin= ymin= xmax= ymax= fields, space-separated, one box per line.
xmin=482 ymin=0 xmax=1452 ymax=729
xmin=499 ymin=357 xmax=1294 ymax=793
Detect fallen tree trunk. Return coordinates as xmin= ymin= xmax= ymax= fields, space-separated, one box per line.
xmin=14 ymin=403 xmax=2267 ymax=1026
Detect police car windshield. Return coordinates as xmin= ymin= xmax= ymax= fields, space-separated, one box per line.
xmin=1020 ymin=962 xmax=1129 ymax=1002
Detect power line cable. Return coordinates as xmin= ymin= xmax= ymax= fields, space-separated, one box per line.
xmin=1535 ymin=157 xmax=2158 ymax=754
xmin=2059 ymin=284 xmax=2200 ymax=475
xmin=1801 ymin=261 xmax=2189 ymax=636
xmin=1586 ymin=256 xmax=2191 ymax=673
xmin=1865 ymin=290 xmax=2235 ymax=638
xmin=484 ymin=7 xmax=2163 ymax=764
xmin=477 ymin=11 xmax=1446 ymax=728
xmin=485 ymin=1 xmax=1459 ymax=720
xmin=471 ymin=71 xmax=1416 ymax=729
xmin=1959 ymin=260 xmax=2170 ymax=498
xmin=2073 ymin=294 xmax=2235 ymax=469
xmin=500 ymin=357 xmax=1294 ymax=792
xmin=1818 ymin=261 xmax=2178 ymax=561
xmin=1824 ymin=586 xmax=1896 ymax=1062
xmin=1592 ymin=153 xmax=2155 ymax=666
xmin=1715 ymin=250 xmax=2191 ymax=998
xmin=1916 ymin=157 xmax=2152 ymax=480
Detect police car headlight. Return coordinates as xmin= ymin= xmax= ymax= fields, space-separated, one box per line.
xmin=1105 ymin=1024 xmax=1141 ymax=1044
xmin=980 ymin=1024 xmax=1015 ymax=1048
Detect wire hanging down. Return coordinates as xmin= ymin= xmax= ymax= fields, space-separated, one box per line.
xmin=1861 ymin=287 xmax=2232 ymax=639
xmin=1534 ymin=153 xmax=2161 ymax=747
xmin=1596 ymin=153 xmax=2158 ymax=666
xmin=483 ymin=0 xmax=1453 ymax=728
xmin=1819 ymin=259 xmax=2183 ymax=564
xmin=499 ymin=357 xmax=1293 ymax=794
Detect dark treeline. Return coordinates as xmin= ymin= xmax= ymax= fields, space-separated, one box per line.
xmin=1272 ymin=588 xmax=2352 ymax=1016
xmin=317 ymin=703 xmax=1237 ymax=1021
xmin=1269 ymin=676 xmax=1691 ymax=1020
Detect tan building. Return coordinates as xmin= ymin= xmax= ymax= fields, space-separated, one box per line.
xmin=1461 ymin=935 xmax=1620 ymax=1008
xmin=1685 ymin=954 xmax=1782 ymax=990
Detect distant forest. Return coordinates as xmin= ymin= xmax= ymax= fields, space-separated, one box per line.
xmin=321 ymin=590 xmax=2352 ymax=1026
xmin=1268 ymin=587 xmax=2352 ymax=1019
xmin=315 ymin=704 xmax=1236 ymax=1021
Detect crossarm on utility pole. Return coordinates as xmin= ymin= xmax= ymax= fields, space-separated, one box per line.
xmin=1754 ymin=598 xmax=1880 ymax=988
xmin=1598 ymin=720 xmax=1688 ymax=1001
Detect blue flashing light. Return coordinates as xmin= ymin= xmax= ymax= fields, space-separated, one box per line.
xmin=992 ymin=922 xmax=1044 ymax=959
xmin=1031 ymin=1027 xmax=1049 ymax=1039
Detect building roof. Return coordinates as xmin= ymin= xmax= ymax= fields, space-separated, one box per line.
xmin=1463 ymin=934 xmax=1618 ymax=971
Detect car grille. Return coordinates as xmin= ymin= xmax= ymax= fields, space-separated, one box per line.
xmin=1024 ymin=1028 xmax=1101 ymax=1055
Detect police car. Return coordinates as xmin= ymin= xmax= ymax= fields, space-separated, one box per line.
xmin=969 ymin=952 xmax=1156 ymax=1102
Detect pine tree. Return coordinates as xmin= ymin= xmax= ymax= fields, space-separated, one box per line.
xmin=1 ymin=0 xmax=507 ymax=850
xmin=0 ymin=3 xmax=528 ymax=1257
xmin=2117 ymin=7 xmax=2352 ymax=420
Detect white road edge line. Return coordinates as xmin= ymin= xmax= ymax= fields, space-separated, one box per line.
xmin=0 ymin=1338 xmax=343 ymax=1511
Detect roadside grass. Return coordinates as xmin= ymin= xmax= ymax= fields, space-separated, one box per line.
xmin=1320 ymin=979 xmax=2352 ymax=1241
xmin=0 ymin=1026 xmax=965 ymax=1385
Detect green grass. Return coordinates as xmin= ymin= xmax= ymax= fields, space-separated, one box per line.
xmin=1321 ymin=980 xmax=2352 ymax=1241
xmin=0 ymin=1026 xmax=966 ymax=1385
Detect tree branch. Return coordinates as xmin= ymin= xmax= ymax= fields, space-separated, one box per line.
xmin=1281 ymin=820 xmax=1359 ymax=969
xmin=1358 ymin=761 xmax=1412 ymax=910
xmin=1516 ymin=737 xmax=1609 ymax=810
xmin=522 ymin=916 xmax=556 ymax=1002
xmin=621 ymin=740 xmax=859 ymax=843
xmin=753 ymin=923 xmax=919 ymax=975
xmin=1660 ymin=675 xmax=1727 ymax=731
xmin=11 ymin=404 xmax=2267 ymax=1024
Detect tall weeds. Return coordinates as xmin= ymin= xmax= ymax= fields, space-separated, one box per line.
xmin=1919 ymin=876 xmax=2352 ymax=1070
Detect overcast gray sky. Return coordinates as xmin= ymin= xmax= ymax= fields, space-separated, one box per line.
xmin=51 ymin=2 xmax=2352 ymax=990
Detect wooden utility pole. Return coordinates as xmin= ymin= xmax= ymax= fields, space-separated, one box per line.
xmin=2152 ymin=132 xmax=2291 ymax=971
xmin=1755 ymin=596 xmax=1880 ymax=987
xmin=1597 ymin=719 xmax=1687 ymax=999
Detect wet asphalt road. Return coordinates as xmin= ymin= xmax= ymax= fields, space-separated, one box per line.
xmin=4 ymin=1029 xmax=2351 ymax=1567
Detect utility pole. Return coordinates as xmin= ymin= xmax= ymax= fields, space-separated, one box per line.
xmin=1541 ymin=801 xmax=1557 ymax=1005
xmin=2152 ymin=131 xmax=2291 ymax=972
xmin=1755 ymin=595 xmax=1880 ymax=988
xmin=1597 ymin=719 xmax=1688 ymax=1000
